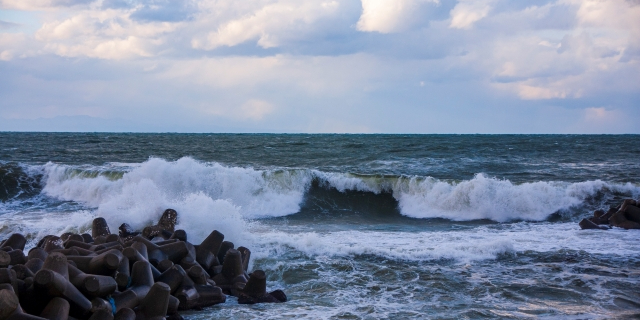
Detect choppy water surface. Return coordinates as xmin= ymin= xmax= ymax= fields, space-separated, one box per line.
xmin=1 ymin=133 xmax=639 ymax=319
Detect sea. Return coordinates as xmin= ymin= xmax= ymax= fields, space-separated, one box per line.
xmin=1 ymin=133 xmax=639 ymax=319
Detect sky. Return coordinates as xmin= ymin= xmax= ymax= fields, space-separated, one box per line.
xmin=0 ymin=0 xmax=639 ymax=133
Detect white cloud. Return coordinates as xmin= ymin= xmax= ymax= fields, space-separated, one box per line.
xmin=157 ymin=53 xmax=385 ymax=97
xmin=0 ymin=0 xmax=81 ymax=10
xmin=516 ymin=84 xmax=571 ymax=100
xmin=31 ymin=8 xmax=177 ymax=59
xmin=192 ymin=0 xmax=341 ymax=50
xmin=240 ymin=99 xmax=274 ymax=120
xmin=0 ymin=50 xmax=11 ymax=60
xmin=583 ymin=107 xmax=615 ymax=122
xmin=0 ymin=0 xmax=639 ymax=133
xmin=480 ymin=0 xmax=640 ymax=101
xmin=449 ymin=0 xmax=494 ymax=29
xmin=565 ymin=106 xmax=630 ymax=133
xmin=356 ymin=0 xmax=438 ymax=33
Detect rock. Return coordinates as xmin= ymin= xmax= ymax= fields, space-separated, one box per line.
xmin=129 ymin=237 xmax=189 ymax=265
xmin=136 ymin=282 xmax=171 ymax=320
xmin=156 ymin=265 xmax=186 ymax=294
xmin=579 ymin=218 xmax=608 ymax=230
xmin=33 ymin=253 xmax=92 ymax=317
xmin=237 ymin=270 xmax=285 ymax=304
xmin=1 ymin=209 xmax=287 ymax=319
xmin=118 ymin=224 xmax=139 ymax=239
xmin=0 ymin=251 xmax=10 ymax=268
xmin=113 ymin=308 xmax=135 ymax=320
xmin=195 ymin=230 xmax=223 ymax=271
xmin=624 ymin=205 xmax=640 ymax=223
xmin=67 ymin=263 xmax=117 ymax=298
xmin=609 ymin=211 xmax=640 ymax=229
xmin=1 ymin=287 xmax=48 ymax=320
xmin=66 ymin=249 xmax=124 ymax=276
xmin=111 ymin=261 xmax=155 ymax=312
xmin=39 ymin=297 xmax=70 ymax=320
xmin=91 ymin=218 xmax=111 ymax=239
xmin=142 ymin=209 xmax=178 ymax=240
xmin=1 ymin=234 xmax=27 ymax=252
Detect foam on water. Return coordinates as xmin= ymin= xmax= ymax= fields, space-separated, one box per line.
xmin=0 ymin=209 xmax=95 ymax=246
xmin=247 ymin=222 xmax=640 ymax=264
xmin=393 ymin=174 xmax=640 ymax=222
xmin=35 ymin=157 xmax=640 ymax=230
xmin=42 ymin=157 xmax=309 ymax=218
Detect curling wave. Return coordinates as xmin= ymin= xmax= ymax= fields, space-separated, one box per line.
xmin=36 ymin=157 xmax=640 ymax=227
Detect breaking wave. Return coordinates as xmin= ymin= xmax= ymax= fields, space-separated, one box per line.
xmin=30 ymin=157 xmax=639 ymax=228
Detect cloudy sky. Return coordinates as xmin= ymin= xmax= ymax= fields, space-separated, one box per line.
xmin=0 ymin=0 xmax=639 ymax=133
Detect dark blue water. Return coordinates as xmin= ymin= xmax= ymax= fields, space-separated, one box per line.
xmin=1 ymin=133 xmax=639 ymax=319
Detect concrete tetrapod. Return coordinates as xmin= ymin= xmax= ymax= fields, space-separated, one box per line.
xmin=7 ymin=250 xmax=27 ymax=266
xmin=211 ymin=249 xmax=246 ymax=295
xmin=187 ymin=266 xmax=209 ymax=286
xmin=216 ymin=241 xmax=234 ymax=266
xmin=3 ymin=212 xmax=288 ymax=319
xmin=0 ymin=251 xmax=11 ymax=268
xmin=237 ymin=270 xmax=287 ymax=304
xmin=113 ymin=256 xmax=130 ymax=292
xmin=91 ymin=219 xmax=111 ymax=240
xmin=0 ymin=269 xmax=20 ymax=295
xmin=33 ymin=253 xmax=92 ymax=317
xmin=67 ymin=264 xmax=117 ymax=298
xmin=25 ymin=259 xmax=44 ymax=275
xmin=39 ymin=297 xmax=70 ymax=320
xmin=66 ymin=249 xmax=123 ymax=276
xmin=194 ymin=230 xmax=223 ymax=271
xmin=141 ymin=209 xmax=178 ymax=241
xmin=113 ymin=308 xmax=135 ymax=320
xmin=174 ymin=271 xmax=199 ymax=311
xmin=11 ymin=265 xmax=34 ymax=280
xmin=121 ymin=246 xmax=161 ymax=280
xmin=111 ymin=261 xmax=154 ymax=312
xmin=155 ymin=265 xmax=186 ymax=294
xmin=1 ymin=234 xmax=27 ymax=252
xmin=87 ymin=309 xmax=113 ymax=320
xmin=156 ymin=260 xmax=173 ymax=273
xmin=236 ymin=247 xmax=250 ymax=272
xmin=136 ymin=282 xmax=171 ymax=320
xmin=41 ymin=238 xmax=64 ymax=254
xmin=0 ymin=288 xmax=47 ymax=320
xmin=128 ymin=237 xmax=189 ymax=265
xmin=168 ymin=230 xmax=186 ymax=242
xmin=27 ymin=249 xmax=48 ymax=262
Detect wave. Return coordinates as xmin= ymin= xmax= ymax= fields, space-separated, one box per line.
xmin=0 ymin=157 xmax=626 ymax=234
xmin=246 ymin=222 xmax=640 ymax=263
xmin=0 ymin=162 xmax=43 ymax=202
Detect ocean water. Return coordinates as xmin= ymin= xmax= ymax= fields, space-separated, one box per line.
xmin=1 ymin=133 xmax=639 ymax=319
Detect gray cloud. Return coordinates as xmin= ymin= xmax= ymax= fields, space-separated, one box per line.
xmin=0 ymin=0 xmax=638 ymax=133
xmin=129 ymin=0 xmax=197 ymax=22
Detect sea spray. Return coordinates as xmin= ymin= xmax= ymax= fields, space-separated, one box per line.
xmin=36 ymin=158 xmax=640 ymax=224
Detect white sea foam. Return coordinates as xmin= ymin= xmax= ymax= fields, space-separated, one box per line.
xmin=41 ymin=157 xmax=305 ymax=242
xmin=246 ymin=222 xmax=640 ymax=264
xmin=393 ymin=175 xmax=639 ymax=222
xmin=38 ymin=158 xmax=640 ymax=230
xmin=0 ymin=209 xmax=95 ymax=247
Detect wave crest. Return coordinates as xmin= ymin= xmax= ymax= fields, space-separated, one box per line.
xmin=38 ymin=157 xmax=640 ymax=225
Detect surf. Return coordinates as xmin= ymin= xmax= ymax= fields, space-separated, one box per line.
xmin=29 ymin=157 xmax=639 ymax=225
